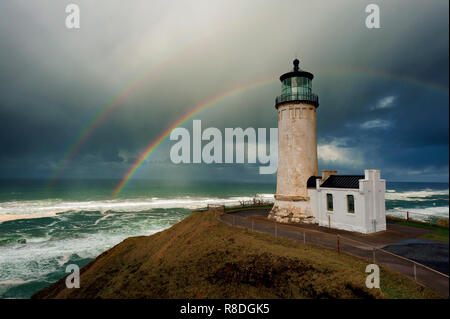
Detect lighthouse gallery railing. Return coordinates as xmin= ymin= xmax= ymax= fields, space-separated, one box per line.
xmin=275 ymin=93 xmax=319 ymax=105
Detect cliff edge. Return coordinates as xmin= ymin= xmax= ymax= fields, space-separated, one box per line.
xmin=32 ymin=211 xmax=438 ymax=299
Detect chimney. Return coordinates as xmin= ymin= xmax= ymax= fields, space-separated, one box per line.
xmin=365 ymin=169 xmax=380 ymax=180
xmin=321 ymin=170 xmax=337 ymax=183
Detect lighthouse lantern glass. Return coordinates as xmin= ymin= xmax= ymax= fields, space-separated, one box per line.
xmin=281 ymin=77 xmax=312 ymax=96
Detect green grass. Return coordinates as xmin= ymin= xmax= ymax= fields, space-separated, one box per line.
xmin=420 ymin=229 xmax=449 ymax=242
xmin=397 ymin=221 xmax=449 ymax=242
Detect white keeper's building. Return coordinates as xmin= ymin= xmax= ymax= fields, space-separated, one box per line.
xmin=307 ymin=169 xmax=386 ymax=234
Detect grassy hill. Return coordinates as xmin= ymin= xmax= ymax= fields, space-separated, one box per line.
xmin=33 ymin=211 xmax=440 ymax=299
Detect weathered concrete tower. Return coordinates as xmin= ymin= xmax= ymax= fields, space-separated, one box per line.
xmin=268 ymin=59 xmax=319 ymax=224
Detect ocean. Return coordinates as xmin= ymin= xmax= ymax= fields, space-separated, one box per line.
xmin=0 ymin=179 xmax=448 ymax=298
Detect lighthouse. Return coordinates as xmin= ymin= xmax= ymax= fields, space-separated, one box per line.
xmin=269 ymin=59 xmax=319 ymax=224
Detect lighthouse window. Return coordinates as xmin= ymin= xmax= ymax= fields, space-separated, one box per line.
xmin=347 ymin=195 xmax=355 ymax=214
xmin=281 ymin=79 xmax=291 ymax=95
xmin=281 ymin=77 xmax=312 ymax=96
xmin=292 ymin=77 xmax=300 ymax=88
xmin=326 ymin=194 xmax=333 ymax=211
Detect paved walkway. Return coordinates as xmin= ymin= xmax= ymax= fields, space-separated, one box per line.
xmin=218 ymin=209 xmax=449 ymax=298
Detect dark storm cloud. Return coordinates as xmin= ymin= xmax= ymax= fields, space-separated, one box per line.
xmin=0 ymin=0 xmax=448 ymax=182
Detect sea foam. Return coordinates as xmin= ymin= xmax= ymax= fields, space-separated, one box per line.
xmin=0 ymin=195 xmax=275 ymax=223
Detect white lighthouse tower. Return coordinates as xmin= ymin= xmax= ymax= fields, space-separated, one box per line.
xmin=269 ymin=59 xmax=319 ymax=224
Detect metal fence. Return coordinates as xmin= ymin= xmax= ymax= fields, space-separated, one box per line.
xmin=386 ymin=209 xmax=448 ymax=226
xmin=215 ymin=210 xmax=449 ymax=298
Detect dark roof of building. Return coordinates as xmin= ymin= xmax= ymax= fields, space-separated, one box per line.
xmin=320 ymin=175 xmax=365 ymax=189
xmin=307 ymin=176 xmax=321 ymax=188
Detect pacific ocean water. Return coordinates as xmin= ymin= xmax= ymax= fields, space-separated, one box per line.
xmin=0 ymin=179 xmax=448 ymax=298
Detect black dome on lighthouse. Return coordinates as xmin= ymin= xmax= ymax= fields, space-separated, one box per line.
xmin=280 ymin=59 xmax=314 ymax=82
xmin=275 ymin=59 xmax=319 ymax=108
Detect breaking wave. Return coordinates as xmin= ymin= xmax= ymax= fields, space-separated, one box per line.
xmin=0 ymin=194 xmax=275 ymax=223
xmin=385 ymin=189 xmax=449 ymax=201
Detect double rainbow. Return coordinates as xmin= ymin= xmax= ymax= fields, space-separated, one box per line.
xmin=47 ymin=60 xmax=448 ymax=195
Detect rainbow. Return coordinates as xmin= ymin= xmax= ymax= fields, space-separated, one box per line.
xmin=112 ymin=67 xmax=448 ymax=197
xmin=112 ymin=77 xmax=276 ymax=197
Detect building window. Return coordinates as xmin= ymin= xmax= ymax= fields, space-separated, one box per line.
xmin=347 ymin=195 xmax=355 ymax=214
xmin=326 ymin=194 xmax=333 ymax=211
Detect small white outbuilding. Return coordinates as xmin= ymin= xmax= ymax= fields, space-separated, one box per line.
xmin=308 ymin=169 xmax=386 ymax=234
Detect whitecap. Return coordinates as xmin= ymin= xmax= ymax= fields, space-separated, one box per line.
xmin=385 ymin=189 xmax=449 ymax=201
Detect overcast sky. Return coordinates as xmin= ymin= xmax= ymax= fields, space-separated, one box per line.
xmin=0 ymin=0 xmax=448 ymax=183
